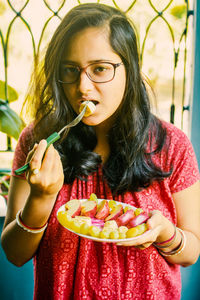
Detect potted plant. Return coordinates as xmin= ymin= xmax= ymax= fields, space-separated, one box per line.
xmin=0 ymin=80 xmax=25 ymax=215
xmin=0 ymin=80 xmax=25 ymax=140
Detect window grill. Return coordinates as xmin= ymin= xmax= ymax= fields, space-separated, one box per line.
xmin=0 ymin=0 xmax=194 ymax=156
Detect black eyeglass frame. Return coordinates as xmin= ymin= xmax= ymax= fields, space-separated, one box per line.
xmin=58 ymin=61 xmax=123 ymax=84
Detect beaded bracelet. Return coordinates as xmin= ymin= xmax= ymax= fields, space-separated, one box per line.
xmin=158 ymin=228 xmax=186 ymax=257
xmin=16 ymin=209 xmax=48 ymax=234
xmin=153 ymin=224 xmax=177 ymax=249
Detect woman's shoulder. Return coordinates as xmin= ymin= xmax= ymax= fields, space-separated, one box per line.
xmin=14 ymin=123 xmax=35 ymax=158
xmin=18 ymin=123 xmax=34 ymax=145
xmin=159 ymin=119 xmax=191 ymax=149
xmin=160 ymin=119 xmax=187 ymax=137
xmin=152 ymin=118 xmax=198 ymax=170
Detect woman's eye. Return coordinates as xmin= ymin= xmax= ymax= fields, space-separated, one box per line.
xmin=94 ymin=66 xmax=107 ymax=73
xmin=92 ymin=63 xmax=113 ymax=75
xmin=64 ymin=67 xmax=78 ymax=74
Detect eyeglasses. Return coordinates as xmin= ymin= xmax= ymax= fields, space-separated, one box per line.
xmin=59 ymin=61 xmax=123 ymax=84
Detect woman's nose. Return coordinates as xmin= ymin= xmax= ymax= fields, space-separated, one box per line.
xmin=78 ymin=71 xmax=94 ymax=93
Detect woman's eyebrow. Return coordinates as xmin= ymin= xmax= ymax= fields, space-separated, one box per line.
xmin=61 ymin=59 xmax=113 ymax=64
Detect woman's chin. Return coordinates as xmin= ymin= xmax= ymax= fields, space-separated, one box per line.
xmin=82 ymin=118 xmax=100 ymax=126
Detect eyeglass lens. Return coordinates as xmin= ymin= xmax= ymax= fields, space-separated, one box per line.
xmin=60 ymin=62 xmax=116 ymax=83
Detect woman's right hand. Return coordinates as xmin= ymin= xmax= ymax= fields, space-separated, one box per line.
xmin=26 ymin=139 xmax=64 ymax=199
xmin=1 ymin=139 xmax=64 ymax=267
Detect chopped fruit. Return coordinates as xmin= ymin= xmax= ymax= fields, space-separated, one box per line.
xmin=116 ymin=209 xmax=135 ymax=226
xmin=80 ymin=223 xmax=90 ymax=235
xmin=91 ymin=218 xmax=105 ymax=228
xmin=127 ymin=212 xmax=149 ymax=228
xmin=110 ymin=230 xmax=119 ymax=239
xmin=71 ymin=220 xmax=82 ymax=233
xmin=79 ymin=101 xmax=96 ymax=117
xmin=65 ymin=199 xmax=81 ymax=217
xmin=126 ymin=227 xmax=140 ymax=238
xmin=95 ymin=200 xmax=110 ymax=220
xmin=58 ymin=195 xmax=149 ymax=241
xmin=118 ymin=226 xmax=128 ymax=239
xmin=89 ymin=226 xmax=101 ymax=238
xmin=81 ymin=201 xmax=97 ymax=217
xmin=57 ymin=211 xmax=72 ymax=228
xmin=108 ymin=200 xmax=117 ymax=210
xmin=124 ymin=206 xmax=134 ymax=213
xmin=136 ymin=223 xmax=148 ymax=235
xmin=104 ymin=220 xmax=118 ymax=231
xmin=134 ymin=208 xmax=144 ymax=216
xmin=105 ymin=204 xmax=123 ymax=221
xmin=71 ymin=217 xmax=91 ymax=233
xmin=100 ymin=229 xmax=110 ymax=239
xmin=119 ymin=232 xmax=127 ymax=239
xmin=89 ymin=193 xmax=98 ymax=202
xmin=74 ymin=216 xmax=92 ymax=226
xmin=118 ymin=226 xmax=128 ymax=234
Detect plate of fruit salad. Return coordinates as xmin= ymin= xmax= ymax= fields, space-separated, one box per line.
xmin=57 ymin=193 xmax=150 ymax=243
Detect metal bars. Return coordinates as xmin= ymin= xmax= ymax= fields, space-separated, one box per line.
xmin=0 ymin=0 xmax=193 ymax=151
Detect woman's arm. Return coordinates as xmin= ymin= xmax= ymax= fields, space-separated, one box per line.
xmin=168 ymin=180 xmax=200 ymax=266
xmin=1 ymin=141 xmax=64 ymax=267
xmin=117 ymin=181 xmax=200 ymax=266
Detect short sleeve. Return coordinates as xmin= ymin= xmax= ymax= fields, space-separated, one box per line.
xmin=11 ymin=124 xmax=34 ymax=179
xmin=165 ymin=124 xmax=200 ymax=193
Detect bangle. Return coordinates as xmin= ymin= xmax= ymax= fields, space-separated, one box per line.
xmin=153 ymin=224 xmax=177 ymax=249
xmin=16 ymin=209 xmax=48 ymax=234
xmin=158 ymin=228 xmax=186 ymax=256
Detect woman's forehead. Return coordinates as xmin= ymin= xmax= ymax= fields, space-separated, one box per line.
xmin=62 ymin=27 xmax=120 ymax=64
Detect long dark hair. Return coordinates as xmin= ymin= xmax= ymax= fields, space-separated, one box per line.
xmin=24 ymin=3 xmax=171 ymax=194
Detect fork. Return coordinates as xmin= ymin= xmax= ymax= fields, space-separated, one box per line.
xmin=15 ymin=101 xmax=89 ymax=175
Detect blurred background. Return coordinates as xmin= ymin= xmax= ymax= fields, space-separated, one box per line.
xmin=0 ymin=0 xmax=199 ymax=299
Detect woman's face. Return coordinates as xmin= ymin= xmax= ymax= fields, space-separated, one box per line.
xmin=60 ymin=27 xmax=126 ymax=129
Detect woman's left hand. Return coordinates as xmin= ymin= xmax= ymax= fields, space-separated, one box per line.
xmin=116 ymin=210 xmax=169 ymax=248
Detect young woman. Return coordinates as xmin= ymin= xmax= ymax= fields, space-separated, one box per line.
xmin=1 ymin=3 xmax=200 ymax=300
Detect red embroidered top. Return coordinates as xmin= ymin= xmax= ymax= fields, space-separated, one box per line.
xmin=12 ymin=121 xmax=200 ymax=300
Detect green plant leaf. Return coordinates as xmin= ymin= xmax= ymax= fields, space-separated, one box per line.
xmin=170 ymin=5 xmax=186 ymax=19
xmin=0 ymin=99 xmax=25 ymax=139
xmin=0 ymin=80 xmax=18 ymax=102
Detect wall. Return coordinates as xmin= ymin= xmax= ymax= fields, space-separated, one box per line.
xmin=181 ymin=1 xmax=200 ymax=299
xmin=0 ymin=218 xmax=34 ymax=300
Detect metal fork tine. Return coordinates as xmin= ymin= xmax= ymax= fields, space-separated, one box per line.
xmin=58 ymin=102 xmax=88 ymax=135
xmin=14 ymin=101 xmax=89 ymax=175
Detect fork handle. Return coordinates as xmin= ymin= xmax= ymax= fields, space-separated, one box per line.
xmin=46 ymin=132 xmax=60 ymax=147
xmin=14 ymin=132 xmax=61 ymax=175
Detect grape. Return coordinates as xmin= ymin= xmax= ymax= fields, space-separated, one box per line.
xmin=89 ymin=226 xmax=101 ymax=238
xmin=136 ymin=223 xmax=148 ymax=235
xmin=119 ymin=232 xmax=127 ymax=239
xmin=126 ymin=227 xmax=139 ymax=238
xmin=100 ymin=230 xmax=110 ymax=239
xmin=110 ymin=230 xmax=119 ymax=239
xmin=71 ymin=220 xmax=81 ymax=233
xmin=80 ymin=223 xmax=90 ymax=235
